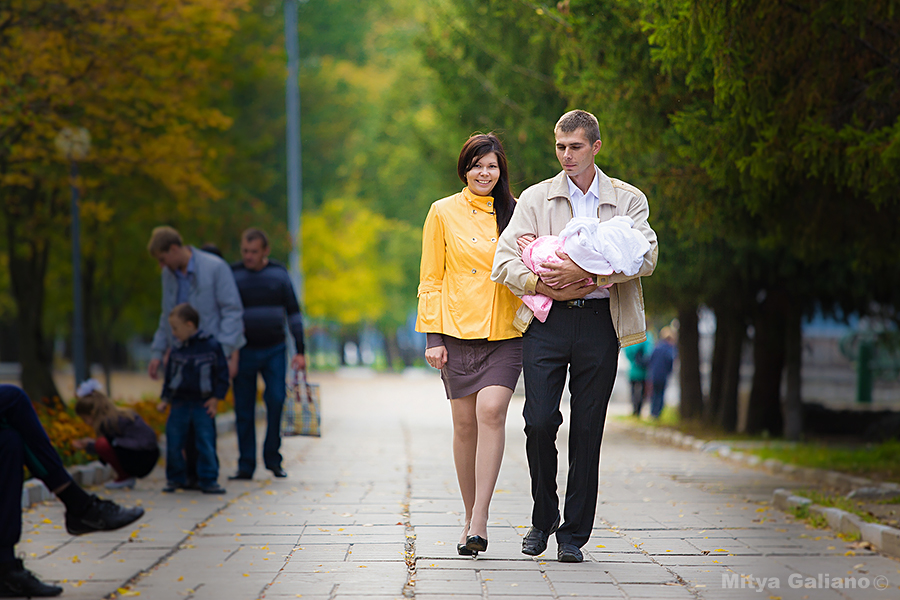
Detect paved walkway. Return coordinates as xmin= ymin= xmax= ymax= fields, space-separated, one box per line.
xmin=18 ymin=369 xmax=900 ymax=599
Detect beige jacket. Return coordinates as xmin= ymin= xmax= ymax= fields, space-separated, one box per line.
xmin=491 ymin=166 xmax=658 ymax=347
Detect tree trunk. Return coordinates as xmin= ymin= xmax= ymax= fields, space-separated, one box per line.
xmin=5 ymin=203 xmax=61 ymax=406
xmin=706 ymin=306 xmax=727 ymax=424
xmin=677 ymin=305 xmax=703 ymax=420
xmin=745 ymin=290 xmax=786 ymax=435
xmin=782 ymin=302 xmax=803 ymax=441
xmin=382 ymin=325 xmax=402 ymax=371
xmin=717 ymin=318 xmax=743 ymax=433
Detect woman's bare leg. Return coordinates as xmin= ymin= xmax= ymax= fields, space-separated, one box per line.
xmin=467 ymin=385 xmax=513 ymax=539
xmin=449 ymin=393 xmax=478 ymax=544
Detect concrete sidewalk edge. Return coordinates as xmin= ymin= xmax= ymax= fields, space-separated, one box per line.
xmin=21 ymin=406 xmax=266 ymax=510
xmin=620 ymin=420 xmax=900 ymax=559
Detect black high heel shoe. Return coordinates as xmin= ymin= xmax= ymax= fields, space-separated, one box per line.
xmin=457 ymin=543 xmax=476 ymax=556
xmin=465 ymin=534 xmax=488 ymax=553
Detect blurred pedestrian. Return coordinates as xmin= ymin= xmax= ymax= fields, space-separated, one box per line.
xmin=416 ymin=133 xmax=522 ymax=557
xmin=648 ymin=326 xmax=677 ymax=419
xmin=159 ymin=304 xmax=229 ymax=494
xmin=146 ymin=227 xmax=245 ymax=488
xmin=492 ymin=109 xmax=657 ymax=562
xmin=73 ymin=379 xmax=160 ymax=490
xmin=229 ymin=228 xmax=305 ymax=480
xmin=1 ymin=384 xmax=144 ymax=597
xmin=624 ymin=330 xmax=654 ymax=417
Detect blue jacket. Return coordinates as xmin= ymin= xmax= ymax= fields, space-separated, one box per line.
xmin=161 ymin=330 xmax=230 ymax=402
xmin=648 ymin=339 xmax=677 ymax=386
xmin=151 ymin=247 xmax=246 ymax=359
xmin=231 ymin=260 xmax=305 ymax=353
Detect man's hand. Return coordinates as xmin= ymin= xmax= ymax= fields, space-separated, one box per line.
xmin=539 ymin=250 xmax=594 ymax=289
xmin=516 ymin=234 xmax=536 ymax=254
xmin=291 ymin=353 xmax=307 ymax=372
xmin=228 ymin=350 xmax=240 ymax=380
xmin=425 ymin=345 xmax=448 ymax=370
xmin=156 ymin=401 xmax=168 ymax=413
xmin=535 ymin=278 xmax=598 ymax=301
xmin=148 ymin=358 xmax=161 ymax=380
xmin=205 ymin=398 xmax=219 ymax=418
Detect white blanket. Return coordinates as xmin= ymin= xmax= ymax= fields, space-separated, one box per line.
xmin=560 ymin=215 xmax=650 ymax=276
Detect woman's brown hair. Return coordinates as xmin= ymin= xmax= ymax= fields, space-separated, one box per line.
xmin=457 ymin=133 xmax=515 ymax=235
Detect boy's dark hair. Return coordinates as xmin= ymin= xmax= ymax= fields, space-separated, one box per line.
xmin=170 ymin=303 xmax=200 ymax=327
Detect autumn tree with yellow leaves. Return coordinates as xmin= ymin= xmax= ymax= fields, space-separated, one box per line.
xmin=0 ymin=1 xmax=246 ymax=402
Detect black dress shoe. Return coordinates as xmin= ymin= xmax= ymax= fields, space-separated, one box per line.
xmin=558 ymin=542 xmax=584 ymax=562
xmin=228 ymin=471 xmax=253 ymax=480
xmin=457 ymin=543 xmax=475 ymax=556
xmin=65 ymin=495 xmax=145 ymax=536
xmin=0 ymin=559 xmax=63 ymax=597
xmin=521 ymin=515 xmax=560 ymax=556
xmin=269 ymin=467 xmax=287 ymax=478
xmin=465 ymin=535 xmax=487 ymax=553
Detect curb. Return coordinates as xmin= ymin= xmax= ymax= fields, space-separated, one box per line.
xmin=21 ymin=409 xmax=261 ymax=510
xmin=772 ymin=489 xmax=900 ymax=558
xmin=621 ymin=421 xmax=900 ymax=559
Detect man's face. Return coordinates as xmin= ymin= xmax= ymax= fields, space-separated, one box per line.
xmin=555 ymin=128 xmax=602 ymax=179
xmin=154 ymin=246 xmax=183 ymax=272
xmin=241 ymin=238 xmax=270 ymax=271
xmin=168 ymin=315 xmax=197 ymax=342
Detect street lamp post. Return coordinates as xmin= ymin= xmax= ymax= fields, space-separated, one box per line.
xmin=55 ymin=127 xmax=91 ymax=388
xmin=285 ymin=0 xmax=304 ymax=304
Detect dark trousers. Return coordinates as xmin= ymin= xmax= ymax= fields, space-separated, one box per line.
xmin=233 ymin=342 xmax=287 ymax=475
xmin=165 ymin=402 xmax=219 ymax=486
xmin=0 ymin=385 xmax=73 ymax=554
xmin=630 ymin=379 xmax=647 ymax=416
xmin=522 ymin=299 xmax=619 ymax=548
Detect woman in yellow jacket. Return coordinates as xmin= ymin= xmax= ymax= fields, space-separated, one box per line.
xmin=416 ymin=133 xmax=522 ymax=557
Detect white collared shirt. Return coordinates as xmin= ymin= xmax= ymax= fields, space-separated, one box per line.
xmin=567 ymin=167 xmax=600 ymax=219
xmin=566 ymin=165 xmax=609 ymax=300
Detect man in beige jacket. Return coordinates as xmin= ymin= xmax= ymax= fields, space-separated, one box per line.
xmin=492 ymin=109 xmax=657 ymax=562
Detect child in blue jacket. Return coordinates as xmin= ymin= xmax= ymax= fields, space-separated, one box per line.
xmin=160 ymin=303 xmax=229 ymax=494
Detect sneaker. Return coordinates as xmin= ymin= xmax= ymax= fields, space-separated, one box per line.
xmin=105 ymin=477 xmax=136 ymax=490
xmin=199 ymin=484 xmax=227 ymax=495
xmin=0 ymin=559 xmax=62 ymax=597
xmin=65 ymin=495 xmax=144 ymax=535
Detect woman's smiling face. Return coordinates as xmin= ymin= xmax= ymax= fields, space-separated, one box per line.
xmin=465 ymin=151 xmax=500 ymax=196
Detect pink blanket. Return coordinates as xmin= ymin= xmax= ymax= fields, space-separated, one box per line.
xmin=521 ymin=236 xmax=590 ymax=322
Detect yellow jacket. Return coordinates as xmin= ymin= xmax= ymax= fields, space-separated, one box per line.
xmin=416 ymin=188 xmax=522 ymax=340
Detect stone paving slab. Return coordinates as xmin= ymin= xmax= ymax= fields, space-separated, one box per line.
xmin=15 ymin=369 xmax=900 ymax=599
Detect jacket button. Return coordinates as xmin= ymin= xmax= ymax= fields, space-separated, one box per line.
xmin=491 ymin=238 xmax=496 ymax=243
xmin=472 ymin=209 xmax=476 ymax=214
xmin=472 ymin=269 xmax=477 ymax=274
xmin=487 ymin=201 xmax=492 ymax=207
xmin=472 ymin=237 xmax=477 ymax=242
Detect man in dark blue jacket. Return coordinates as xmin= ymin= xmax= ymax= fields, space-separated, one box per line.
xmin=229 ymin=228 xmax=306 ymax=480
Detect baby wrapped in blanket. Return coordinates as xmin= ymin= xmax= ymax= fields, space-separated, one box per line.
xmin=521 ymin=215 xmax=651 ymax=322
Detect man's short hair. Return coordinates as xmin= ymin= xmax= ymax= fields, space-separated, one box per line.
xmin=169 ymin=303 xmax=200 ymax=327
xmin=555 ymin=110 xmax=601 ymax=145
xmin=147 ymin=226 xmax=183 ymax=256
xmin=242 ymin=227 xmax=269 ymax=249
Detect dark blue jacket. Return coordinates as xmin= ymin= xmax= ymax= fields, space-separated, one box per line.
xmin=161 ymin=330 xmax=229 ymax=402
xmin=648 ymin=339 xmax=677 ymax=386
xmin=231 ymin=260 xmax=305 ymax=353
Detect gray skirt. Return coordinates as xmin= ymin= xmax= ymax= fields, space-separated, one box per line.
xmin=440 ymin=335 xmax=523 ymax=399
